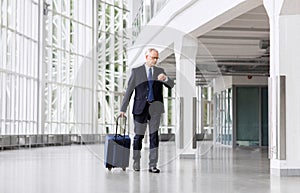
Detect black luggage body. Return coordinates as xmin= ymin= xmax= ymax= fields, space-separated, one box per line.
xmin=104 ymin=116 xmax=131 ymax=171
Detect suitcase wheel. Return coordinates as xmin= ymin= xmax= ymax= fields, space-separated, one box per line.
xmin=122 ymin=168 xmax=126 ymax=171
xmin=108 ymin=167 xmax=112 ymax=171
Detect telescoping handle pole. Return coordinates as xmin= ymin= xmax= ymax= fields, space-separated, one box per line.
xmin=115 ymin=115 xmax=127 ymax=137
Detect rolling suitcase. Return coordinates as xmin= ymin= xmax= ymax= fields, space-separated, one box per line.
xmin=104 ymin=115 xmax=131 ymax=171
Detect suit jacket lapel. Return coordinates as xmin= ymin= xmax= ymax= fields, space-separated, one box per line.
xmin=138 ymin=65 xmax=148 ymax=83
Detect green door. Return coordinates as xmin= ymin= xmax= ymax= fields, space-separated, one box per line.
xmin=261 ymin=87 xmax=268 ymax=146
xmin=236 ymin=87 xmax=259 ymax=146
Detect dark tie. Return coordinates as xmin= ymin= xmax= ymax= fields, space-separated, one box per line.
xmin=148 ymin=68 xmax=154 ymax=102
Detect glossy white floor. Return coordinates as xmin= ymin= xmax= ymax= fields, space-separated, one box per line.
xmin=1 ymin=141 xmax=299 ymax=193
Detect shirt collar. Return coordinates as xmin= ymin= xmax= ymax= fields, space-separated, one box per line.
xmin=145 ymin=64 xmax=153 ymax=72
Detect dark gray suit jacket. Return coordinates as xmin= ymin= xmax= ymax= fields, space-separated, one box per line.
xmin=120 ymin=64 xmax=174 ymax=115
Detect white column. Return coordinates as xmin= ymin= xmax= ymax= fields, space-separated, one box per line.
xmin=37 ymin=1 xmax=47 ymax=135
xmin=92 ymin=0 xmax=98 ymax=135
xmin=264 ymin=0 xmax=300 ymax=176
xmin=174 ymin=35 xmax=197 ymax=158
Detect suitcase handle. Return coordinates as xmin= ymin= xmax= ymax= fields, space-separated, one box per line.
xmin=115 ymin=115 xmax=127 ymax=137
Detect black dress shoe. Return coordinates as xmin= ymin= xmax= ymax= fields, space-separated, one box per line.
xmin=133 ymin=161 xmax=140 ymax=171
xmin=148 ymin=167 xmax=160 ymax=173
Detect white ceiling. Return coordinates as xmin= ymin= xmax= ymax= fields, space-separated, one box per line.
xmin=160 ymin=5 xmax=270 ymax=86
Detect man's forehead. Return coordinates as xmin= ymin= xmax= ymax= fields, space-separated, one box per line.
xmin=150 ymin=51 xmax=158 ymax=55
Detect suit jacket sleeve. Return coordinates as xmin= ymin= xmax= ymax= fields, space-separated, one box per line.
xmin=162 ymin=70 xmax=174 ymax=89
xmin=120 ymin=69 xmax=135 ymax=112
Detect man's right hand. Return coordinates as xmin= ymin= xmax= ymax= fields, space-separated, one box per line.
xmin=119 ymin=112 xmax=125 ymax=117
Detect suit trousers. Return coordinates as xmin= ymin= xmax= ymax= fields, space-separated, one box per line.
xmin=133 ymin=103 xmax=161 ymax=168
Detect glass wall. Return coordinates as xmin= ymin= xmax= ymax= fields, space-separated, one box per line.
xmin=215 ymin=88 xmax=233 ymax=145
xmin=0 ymin=0 xmax=129 ymax=137
xmin=202 ymin=87 xmax=214 ymax=135
xmin=44 ymin=0 xmax=94 ymax=134
xmin=160 ymin=86 xmax=176 ymax=134
xmin=0 ymin=0 xmax=39 ymax=135
xmin=97 ymin=0 xmax=129 ymax=134
xmin=215 ymin=86 xmax=268 ymax=147
xmin=132 ymin=0 xmax=168 ymax=40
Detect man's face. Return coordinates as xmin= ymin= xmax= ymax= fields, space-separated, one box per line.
xmin=146 ymin=51 xmax=159 ymax=67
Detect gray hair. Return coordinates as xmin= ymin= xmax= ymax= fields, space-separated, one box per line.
xmin=145 ymin=48 xmax=158 ymax=56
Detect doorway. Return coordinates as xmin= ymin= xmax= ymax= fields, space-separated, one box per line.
xmin=235 ymin=86 xmax=268 ymax=147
